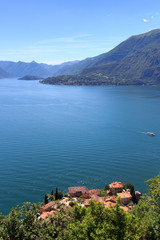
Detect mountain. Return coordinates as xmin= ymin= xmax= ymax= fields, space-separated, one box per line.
xmin=41 ymin=29 xmax=160 ymax=85
xmin=0 ymin=61 xmax=51 ymax=78
xmin=18 ymin=75 xmax=44 ymax=80
xmin=39 ymin=60 xmax=80 ymax=76
xmin=0 ymin=67 xmax=10 ymax=79
xmin=0 ymin=60 xmax=80 ymax=78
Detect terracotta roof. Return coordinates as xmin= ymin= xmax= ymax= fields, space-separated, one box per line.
xmin=106 ymin=190 xmax=110 ymax=194
xmin=104 ymin=201 xmax=115 ymax=209
xmin=98 ymin=197 xmax=105 ymax=205
xmin=40 ymin=201 xmax=56 ymax=211
xmin=120 ymin=206 xmax=130 ymax=212
xmin=88 ymin=189 xmax=101 ymax=196
xmin=40 ymin=212 xmax=48 ymax=220
xmin=84 ymin=199 xmax=90 ymax=206
xmin=90 ymin=194 xmax=99 ymax=202
xmin=117 ymin=192 xmax=132 ymax=199
xmin=105 ymin=196 xmax=117 ymax=203
xmin=40 ymin=210 xmax=56 ymax=220
xmin=83 ymin=192 xmax=90 ymax=198
xmin=48 ymin=210 xmax=56 ymax=217
xmin=109 ymin=182 xmax=123 ymax=189
xmin=68 ymin=186 xmax=88 ymax=193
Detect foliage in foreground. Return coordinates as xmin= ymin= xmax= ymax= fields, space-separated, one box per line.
xmin=1 ymin=174 xmax=160 ymax=240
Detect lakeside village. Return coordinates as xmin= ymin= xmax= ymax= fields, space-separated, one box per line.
xmin=38 ymin=181 xmax=141 ymax=220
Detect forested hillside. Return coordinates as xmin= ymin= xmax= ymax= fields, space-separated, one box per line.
xmin=41 ymin=29 xmax=160 ymax=85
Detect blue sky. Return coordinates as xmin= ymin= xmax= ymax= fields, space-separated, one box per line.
xmin=0 ymin=0 xmax=160 ymax=64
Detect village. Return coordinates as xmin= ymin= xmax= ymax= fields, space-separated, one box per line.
xmin=39 ymin=181 xmax=141 ymax=220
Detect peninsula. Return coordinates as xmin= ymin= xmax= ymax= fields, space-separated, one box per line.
xmin=18 ymin=75 xmax=43 ymax=80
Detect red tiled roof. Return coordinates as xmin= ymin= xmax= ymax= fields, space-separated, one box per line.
xmin=88 ymin=189 xmax=101 ymax=196
xmin=84 ymin=199 xmax=90 ymax=206
xmin=109 ymin=182 xmax=123 ymax=189
xmin=40 ymin=201 xmax=56 ymax=211
xmin=106 ymin=190 xmax=110 ymax=194
xmin=48 ymin=210 xmax=56 ymax=217
xmin=40 ymin=212 xmax=48 ymax=220
xmin=83 ymin=192 xmax=90 ymax=198
xmin=90 ymin=194 xmax=99 ymax=202
xmin=117 ymin=192 xmax=132 ymax=199
xmin=105 ymin=196 xmax=117 ymax=203
xmin=120 ymin=206 xmax=130 ymax=212
xmin=68 ymin=186 xmax=88 ymax=194
xmin=40 ymin=210 xmax=56 ymax=220
xmin=98 ymin=197 xmax=105 ymax=204
xmin=104 ymin=201 xmax=115 ymax=209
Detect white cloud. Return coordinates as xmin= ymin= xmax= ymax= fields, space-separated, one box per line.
xmin=143 ymin=18 xmax=148 ymax=22
xmin=37 ymin=34 xmax=94 ymax=45
xmin=40 ymin=60 xmax=66 ymax=65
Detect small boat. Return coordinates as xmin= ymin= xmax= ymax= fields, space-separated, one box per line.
xmin=147 ymin=132 xmax=155 ymax=136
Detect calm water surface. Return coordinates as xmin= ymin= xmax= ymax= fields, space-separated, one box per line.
xmin=0 ymin=78 xmax=160 ymax=214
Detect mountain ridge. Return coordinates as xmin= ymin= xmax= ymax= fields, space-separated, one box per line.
xmin=41 ymin=29 xmax=160 ymax=85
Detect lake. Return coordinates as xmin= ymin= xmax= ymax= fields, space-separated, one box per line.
xmin=0 ymin=78 xmax=160 ymax=215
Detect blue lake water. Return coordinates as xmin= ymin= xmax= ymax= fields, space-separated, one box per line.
xmin=0 ymin=78 xmax=160 ymax=214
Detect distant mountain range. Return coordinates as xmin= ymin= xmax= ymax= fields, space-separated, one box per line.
xmin=0 ymin=60 xmax=80 ymax=78
xmin=1 ymin=29 xmax=160 ymax=85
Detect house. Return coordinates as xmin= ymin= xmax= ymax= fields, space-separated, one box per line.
xmin=109 ymin=182 xmax=123 ymax=195
xmin=120 ymin=206 xmax=130 ymax=212
xmin=68 ymin=186 xmax=88 ymax=197
xmin=40 ymin=212 xmax=48 ymax=220
xmin=117 ymin=192 xmax=132 ymax=205
xmin=84 ymin=199 xmax=90 ymax=207
xmin=98 ymin=197 xmax=105 ymax=205
xmin=48 ymin=210 xmax=56 ymax=217
xmin=105 ymin=196 xmax=117 ymax=203
xmin=104 ymin=201 xmax=115 ymax=209
xmin=90 ymin=194 xmax=99 ymax=202
xmin=40 ymin=201 xmax=56 ymax=212
xmin=39 ymin=210 xmax=56 ymax=220
xmin=88 ymin=189 xmax=101 ymax=196
xmin=83 ymin=192 xmax=90 ymax=199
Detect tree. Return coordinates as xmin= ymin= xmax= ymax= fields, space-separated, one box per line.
xmin=123 ymin=183 xmax=134 ymax=190
xmin=55 ymin=188 xmax=58 ymax=200
xmin=146 ymin=174 xmax=160 ymax=209
xmin=130 ymin=186 xmax=137 ymax=204
xmin=104 ymin=184 xmax=109 ymax=191
xmin=44 ymin=194 xmax=49 ymax=204
xmin=51 ymin=189 xmax=53 ymax=195
xmin=55 ymin=188 xmax=63 ymax=200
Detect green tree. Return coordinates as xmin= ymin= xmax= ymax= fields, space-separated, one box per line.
xmin=130 ymin=186 xmax=137 ymax=204
xmin=44 ymin=194 xmax=49 ymax=204
xmin=146 ymin=174 xmax=160 ymax=209
xmin=55 ymin=188 xmax=63 ymax=200
xmin=55 ymin=188 xmax=58 ymax=200
xmin=123 ymin=183 xmax=134 ymax=190
xmin=104 ymin=184 xmax=109 ymax=191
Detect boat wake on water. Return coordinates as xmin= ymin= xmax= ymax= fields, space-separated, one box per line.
xmin=139 ymin=131 xmax=156 ymax=136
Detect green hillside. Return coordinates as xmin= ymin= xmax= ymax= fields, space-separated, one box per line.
xmin=41 ymin=29 xmax=160 ymax=85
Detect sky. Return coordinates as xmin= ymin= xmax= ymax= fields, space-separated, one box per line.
xmin=0 ymin=0 xmax=160 ymax=65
